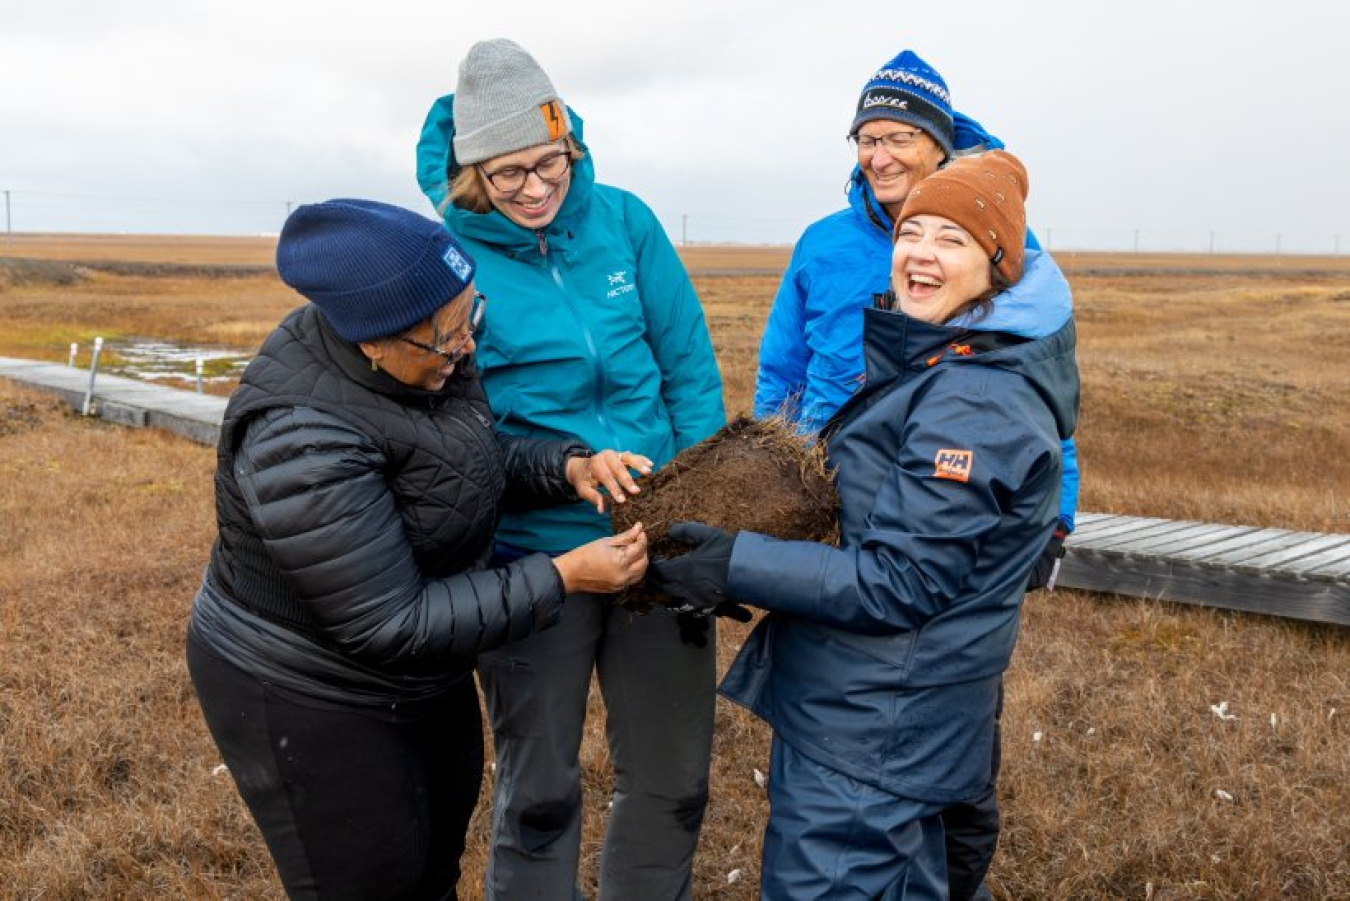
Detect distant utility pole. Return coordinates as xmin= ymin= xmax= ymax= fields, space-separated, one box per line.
xmin=1133 ymin=229 xmax=1140 ymax=253
xmin=1208 ymin=231 xmax=1216 ymax=254
xmin=681 ymin=214 xmax=688 ymax=247
xmin=285 ymin=200 xmax=293 ymax=219
xmin=4 ymin=189 xmax=10 ymax=247
xmin=1275 ymin=233 xmax=1282 ymax=255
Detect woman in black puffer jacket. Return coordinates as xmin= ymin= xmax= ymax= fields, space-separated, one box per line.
xmin=187 ymin=198 xmax=649 ymax=900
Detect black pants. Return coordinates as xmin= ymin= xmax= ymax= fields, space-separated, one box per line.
xmin=187 ymin=636 xmax=483 ymax=900
xmin=941 ymin=679 xmax=1004 ymax=901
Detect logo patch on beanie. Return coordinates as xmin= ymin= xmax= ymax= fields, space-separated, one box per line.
xmin=933 ymin=449 xmax=973 ymax=483
xmin=540 ymin=100 xmax=567 ymax=142
xmin=443 ymin=245 xmax=473 ymax=281
xmin=861 ymin=89 xmax=909 ymax=112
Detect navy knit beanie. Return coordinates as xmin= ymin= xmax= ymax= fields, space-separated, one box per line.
xmin=276 ymin=199 xmax=476 ymax=343
xmin=850 ymin=49 xmax=954 ymax=159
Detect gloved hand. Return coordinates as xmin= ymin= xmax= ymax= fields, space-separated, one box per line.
xmin=1026 ymin=523 xmax=1069 ymax=591
xmin=648 ymin=522 xmax=752 ymax=620
xmin=673 ymin=600 xmax=755 ymax=648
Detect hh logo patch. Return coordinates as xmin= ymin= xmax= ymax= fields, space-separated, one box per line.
xmin=934 ymin=449 xmax=973 ymax=483
xmin=540 ymin=100 xmax=566 ymax=142
xmin=442 ymin=244 xmax=473 ymax=281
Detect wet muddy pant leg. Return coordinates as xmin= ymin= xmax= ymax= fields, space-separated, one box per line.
xmin=941 ymin=679 xmax=1003 ymax=901
xmin=596 ymin=605 xmax=716 ymax=900
xmin=187 ymin=636 xmax=482 ymax=901
xmin=477 ymin=593 xmax=603 ymax=900
xmin=760 ymin=737 xmax=948 ymax=900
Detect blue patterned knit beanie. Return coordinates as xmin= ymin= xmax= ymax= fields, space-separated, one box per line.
xmin=850 ymin=49 xmax=954 ymax=159
xmin=276 ymin=199 xmax=476 ymax=343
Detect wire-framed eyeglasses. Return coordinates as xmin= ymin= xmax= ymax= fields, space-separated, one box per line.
xmin=399 ymin=292 xmax=486 ymax=363
xmin=478 ymin=149 xmax=572 ymax=194
xmin=848 ymin=130 xmax=925 ymax=154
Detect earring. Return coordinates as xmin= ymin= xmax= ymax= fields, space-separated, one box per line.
xmin=370 ymin=358 xmax=379 ymax=372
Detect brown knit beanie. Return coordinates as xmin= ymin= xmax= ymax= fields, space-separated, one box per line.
xmin=897 ymin=149 xmax=1029 ymax=284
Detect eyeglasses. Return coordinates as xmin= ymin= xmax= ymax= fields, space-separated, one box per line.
xmin=399 ymin=292 xmax=486 ymax=363
xmin=478 ymin=149 xmax=572 ymax=194
xmin=849 ymin=130 xmax=925 ymax=155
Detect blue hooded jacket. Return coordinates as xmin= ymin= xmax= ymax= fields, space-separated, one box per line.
xmin=722 ymin=290 xmax=1080 ymax=803
xmin=754 ymin=111 xmax=1080 ymax=529
xmin=417 ymin=96 xmax=726 ymax=553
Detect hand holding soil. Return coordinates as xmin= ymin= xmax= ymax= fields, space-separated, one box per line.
xmin=553 ymin=522 xmax=649 ymax=594
xmin=567 ymin=449 xmax=653 ymax=513
xmin=612 ymin=416 xmax=840 ymax=611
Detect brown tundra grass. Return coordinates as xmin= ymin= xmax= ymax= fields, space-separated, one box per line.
xmin=1 ymin=241 xmax=1347 ymax=898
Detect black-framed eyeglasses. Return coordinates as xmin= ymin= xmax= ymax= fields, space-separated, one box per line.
xmin=848 ymin=130 xmax=925 ymax=154
xmin=399 ymin=292 xmax=486 ymax=362
xmin=478 ymin=149 xmax=572 ymax=194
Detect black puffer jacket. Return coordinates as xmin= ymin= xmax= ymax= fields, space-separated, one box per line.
xmin=190 ymin=305 xmax=584 ymax=703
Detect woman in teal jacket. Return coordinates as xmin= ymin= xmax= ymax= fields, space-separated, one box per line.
xmin=416 ymin=39 xmax=725 ymax=900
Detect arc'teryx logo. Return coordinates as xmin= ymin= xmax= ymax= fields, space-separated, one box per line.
xmin=606 ymin=270 xmax=635 ymax=299
xmin=933 ymin=449 xmax=973 ymax=483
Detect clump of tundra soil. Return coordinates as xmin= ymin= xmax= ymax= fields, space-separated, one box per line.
xmin=611 ymin=414 xmax=839 ymax=611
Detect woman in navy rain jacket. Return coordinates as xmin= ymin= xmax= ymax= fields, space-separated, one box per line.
xmin=651 ymin=151 xmax=1079 ymax=899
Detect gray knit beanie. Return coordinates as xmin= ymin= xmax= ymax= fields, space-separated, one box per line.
xmin=453 ymin=38 xmax=571 ymax=165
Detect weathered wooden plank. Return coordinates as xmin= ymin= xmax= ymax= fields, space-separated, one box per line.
xmin=1083 ymin=520 xmax=1235 ymax=554
xmin=1070 ymin=516 xmax=1177 ymax=542
xmin=1056 ymin=550 xmax=1350 ymax=627
xmin=1072 ymin=512 xmax=1117 ymax=528
xmin=1237 ymin=534 xmax=1350 ymax=571
xmin=1092 ymin=522 xmax=1255 ymax=557
xmin=1317 ymin=555 xmax=1350 ymax=578
xmin=1279 ymin=542 xmax=1350 ymax=578
xmin=1161 ymin=527 xmax=1290 ymax=563
xmin=1203 ymin=530 xmax=1317 ymax=568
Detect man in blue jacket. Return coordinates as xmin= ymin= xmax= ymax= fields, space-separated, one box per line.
xmin=753 ymin=48 xmax=1080 ymax=900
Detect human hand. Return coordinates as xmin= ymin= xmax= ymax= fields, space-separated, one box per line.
xmin=647 ymin=522 xmax=743 ymax=614
xmin=553 ymin=522 xmax=649 ymax=594
xmin=566 ymin=450 xmax=653 ymax=514
xmin=1026 ymin=523 xmax=1069 ymax=591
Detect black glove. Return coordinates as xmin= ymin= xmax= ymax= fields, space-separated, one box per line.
xmin=674 ymin=601 xmax=755 ymax=648
xmin=648 ymin=522 xmax=734 ymax=608
xmin=648 ymin=522 xmax=752 ymax=620
xmin=1026 ymin=523 xmax=1069 ymax=591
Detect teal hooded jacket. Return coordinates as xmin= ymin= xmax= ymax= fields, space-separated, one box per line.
xmin=417 ymin=96 xmax=726 ymax=554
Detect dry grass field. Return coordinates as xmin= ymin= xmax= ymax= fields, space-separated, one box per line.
xmin=1 ymin=237 xmax=1348 ymax=899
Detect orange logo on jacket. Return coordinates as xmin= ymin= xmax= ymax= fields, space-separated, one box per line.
xmin=934 ymin=449 xmax=973 ymax=483
xmin=540 ymin=100 xmax=567 ymax=142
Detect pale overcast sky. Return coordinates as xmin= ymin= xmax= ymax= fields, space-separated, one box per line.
xmin=2 ymin=0 xmax=1346 ymax=252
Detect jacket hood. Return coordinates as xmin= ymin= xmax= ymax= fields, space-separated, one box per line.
xmin=416 ymin=93 xmax=595 ymax=249
xmin=950 ymin=249 xmax=1072 ymax=338
xmin=862 ymin=308 xmax=1079 ymax=441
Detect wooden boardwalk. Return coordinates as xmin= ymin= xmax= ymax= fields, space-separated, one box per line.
xmin=0 ymin=356 xmax=226 ymax=446
xmin=2 ymin=355 xmax=1347 ymax=627
xmin=1059 ymin=513 xmax=1350 ymax=627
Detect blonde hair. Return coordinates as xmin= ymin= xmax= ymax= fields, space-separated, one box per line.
xmin=443 ymin=135 xmax=585 ymax=215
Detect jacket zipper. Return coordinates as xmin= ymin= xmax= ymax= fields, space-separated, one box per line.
xmin=537 ymin=230 xmax=616 ymax=446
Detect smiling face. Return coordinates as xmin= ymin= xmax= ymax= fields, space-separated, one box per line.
xmin=855 ymin=119 xmax=946 ymax=220
xmin=362 ymin=284 xmax=478 ymax=392
xmin=890 ymin=214 xmax=993 ymax=324
xmin=478 ymin=141 xmax=573 ymax=229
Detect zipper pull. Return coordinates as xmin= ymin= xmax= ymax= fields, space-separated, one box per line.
xmin=537 ymin=230 xmax=548 ymax=257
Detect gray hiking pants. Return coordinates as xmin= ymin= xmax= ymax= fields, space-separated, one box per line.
xmin=477 ymin=591 xmax=716 ymax=900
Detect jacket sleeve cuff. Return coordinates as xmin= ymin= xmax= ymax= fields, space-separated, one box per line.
xmin=728 ymin=531 xmax=830 ymax=619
